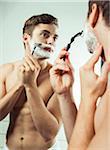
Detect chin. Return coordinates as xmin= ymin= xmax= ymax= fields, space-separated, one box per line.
xmin=37 ymin=55 xmax=50 ymax=60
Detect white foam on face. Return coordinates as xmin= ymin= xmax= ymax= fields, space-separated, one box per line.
xmin=33 ymin=46 xmax=52 ymax=59
xmin=29 ymin=40 xmax=54 ymax=59
xmin=83 ymin=23 xmax=99 ymax=53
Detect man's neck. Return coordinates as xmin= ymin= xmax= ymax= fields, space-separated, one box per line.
xmin=37 ymin=58 xmax=49 ymax=71
xmin=101 ymin=26 xmax=110 ymax=91
xmin=101 ymin=27 xmax=110 ymax=61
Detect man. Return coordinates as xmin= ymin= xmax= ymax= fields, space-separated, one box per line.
xmin=0 ymin=14 xmax=62 ymax=150
xmin=69 ymin=1 xmax=110 ymax=149
xmin=50 ymin=0 xmax=110 ymax=149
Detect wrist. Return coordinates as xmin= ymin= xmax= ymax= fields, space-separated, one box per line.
xmin=24 ymin=82 xmax=37 ymax=89
xmin=56 ymin=90 xmax=73 ymax=100
xmin=81 ymin=90 xmax=98 ymax=103
xmin=80 ymin=100 xmax=97 ymax=115
xmin=57 ymin=92 xmax=70 ymax=98
xmin=81 ymin=95 xmax=97 ymax=109
xmin=16 ymin=81 xmax=24 ymax=88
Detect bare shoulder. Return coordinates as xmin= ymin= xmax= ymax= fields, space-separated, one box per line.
xmin=0 ymin=63 xmax=14 ymax=80
xmin=0 ymin=60 xmax=22 ymax=80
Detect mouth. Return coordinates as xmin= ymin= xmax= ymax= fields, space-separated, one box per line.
xmin=43 ymin=47 xmax=51 ymax=52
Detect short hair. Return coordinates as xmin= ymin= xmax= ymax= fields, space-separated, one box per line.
xmin=23 ymin=13 xmax=58 ymax=36
xmin=87 ymin=0 xmax=110 ymax=27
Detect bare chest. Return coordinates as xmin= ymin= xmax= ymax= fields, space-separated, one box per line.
xmin=5 ymin=69 xmax=53 ymax=109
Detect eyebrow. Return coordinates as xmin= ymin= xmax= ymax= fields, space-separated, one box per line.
xmin=54 ymin=34 xmax=58 ymax=38
xmin=41 ymin=30 xmax=58 ymax=38
xmin=41 ymin=30 xmax=50 ymax=34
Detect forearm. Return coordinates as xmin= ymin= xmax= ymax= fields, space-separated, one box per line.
xmin=0 ymin=83 xmax=24 ymax=120
xmin=57 ymin=91 xmax=77 ymax=143
xmin=25 ymin=84 xmax=59 ymax=141
xmin=68 ymin=99 xmax=96 ymax=150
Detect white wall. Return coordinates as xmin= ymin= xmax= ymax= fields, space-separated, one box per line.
xmin=0 ymin=1 xmax=100 ymax=149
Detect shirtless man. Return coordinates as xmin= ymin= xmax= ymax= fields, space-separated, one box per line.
xmin=50 ymin=0 xmax=110 ymax=149
xmin=0 ymin=14 xmax=62 ymax=150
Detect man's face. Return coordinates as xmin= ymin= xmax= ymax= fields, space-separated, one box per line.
xmin=29 ymin=23 xmax=58 ymax=59
xmin=32 ymin=23 xmax=58 ymax=46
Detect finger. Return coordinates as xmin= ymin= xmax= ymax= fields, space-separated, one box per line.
xmin=55 ymin=58 xmax=65 ymax=64
xmin=86 ymin=44 xmax=103 ymax=69
xmin=19 ymin=65 xmax=25 ymax=72
xmin=27 ymin=53 xmax=40 ymax=69
xmin=51 ymin=64 xmax=70 ymax=75
xmin=58 ymin=48 xmax=69 ymax=59
xmin=25 ymin=56 xmax=35 ymax=71
xmin=55 ymin=56 xmax=74 ymax=74
xmin=98 ymin=62 xmax=110 ymax=85
xmin=65 ymin=54 xmax=74 ymax=71
xmin=55 ymin=51 xmax=69 ymax=64
xmin=23 ymin=60 xmax=30 ymax=71
xmin=25 ymin=41 xmax=31 ymax=53
xmin=55 ymin=59 xmax=69 ymax=68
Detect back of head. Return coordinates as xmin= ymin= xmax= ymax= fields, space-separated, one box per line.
xmin=88 ymin=0 xmax=110 ymax=27
xmin=23 ymin=13 xmax=58 ymax=36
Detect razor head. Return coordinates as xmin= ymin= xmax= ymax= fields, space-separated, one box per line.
xmin=66 ymin=30 xmax=83 ymax=51
xmin=32 ymin=43 xmax=42 ymax=55
xmin=63 ymin=30 xmax=83 ymax=61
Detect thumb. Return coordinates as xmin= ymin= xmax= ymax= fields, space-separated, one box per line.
xmin=25 ymin=41 xmax=31 ymax=53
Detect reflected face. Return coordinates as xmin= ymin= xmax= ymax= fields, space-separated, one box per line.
xmin=29 ymin=23 xmax=58 ymax=59
xmin=32 ymin=23 xmax=58 ymax=47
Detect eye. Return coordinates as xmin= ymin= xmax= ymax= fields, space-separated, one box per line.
xmin=41 ymin=32 xmax=49 ymax=38
xmin=53 ymin=36 xmax=58 ymax=41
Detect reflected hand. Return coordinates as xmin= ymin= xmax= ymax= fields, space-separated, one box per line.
xmin=50 ymin=48 xmax=74 ymax=95
xmin=17 ymin=42 xmax=41 ymax=86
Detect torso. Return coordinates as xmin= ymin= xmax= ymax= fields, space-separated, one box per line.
xmin=5 ymin=61 xmax=55 ymax=150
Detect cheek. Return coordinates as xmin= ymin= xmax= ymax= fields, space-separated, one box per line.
xmin=35 ymin=37 xmax=46 ymax=43
xmin=32 ymin=34 xmax=43 ymax=43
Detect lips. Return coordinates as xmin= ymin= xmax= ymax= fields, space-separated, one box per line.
xmin=43 ymin=47 xmax=51 ymax=52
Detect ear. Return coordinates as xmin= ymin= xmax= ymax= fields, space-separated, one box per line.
xmin=23 ymin=33 xmax=31 ymax=44
xmin=88 ymin=3 xmax=99 ymax=28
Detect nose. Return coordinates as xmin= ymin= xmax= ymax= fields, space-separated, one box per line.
xmin=47 ymin=36 xmax=55 ymax=45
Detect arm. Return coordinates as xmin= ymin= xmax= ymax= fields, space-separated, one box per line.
xmin=68 ymin=45 xmax=110 ymax=150
xmin=68 ymin=98 xmax=96 ymax=150
xmin=86 ymin=80 xmax=110 ymax=149
xmin=0 ymin=64 xmax=24 ymax=121
xmin=57 ymin=90 xmax=77 ymax=143
xmin=25 ymin=84 xmax=61 ymax=141
xmin=50 ymin=48 xmax=77 ymax=142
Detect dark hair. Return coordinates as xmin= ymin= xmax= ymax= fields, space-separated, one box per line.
xmin=23 ymin=13 xmax=58 ymax=36
xmin=88 ymin=0 xmax=110 ymax=27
